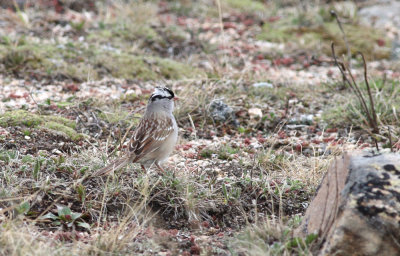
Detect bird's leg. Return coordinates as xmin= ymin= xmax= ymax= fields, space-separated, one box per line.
xmin=155 ymin=162 xmax=165 ymax=173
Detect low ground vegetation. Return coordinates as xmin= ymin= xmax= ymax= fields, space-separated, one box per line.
xmin=0 ymin=0 xmax=399 ymax=255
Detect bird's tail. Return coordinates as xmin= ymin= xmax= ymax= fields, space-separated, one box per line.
xmin=93 ymin=156 xmax=130 ymax=177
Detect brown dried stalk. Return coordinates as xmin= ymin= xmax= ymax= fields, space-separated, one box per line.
xmin=330 ymin=10 xmax=352 ymax=70
xmin=331 ymin=44 xmax=375 ymax=129
xmin=359 ymin=52 xmax=378 ymax=133
xmin=388 ymin=126 xmax=393 ymax=152
xmin=330 ymin=11 xmax=380 ymax=140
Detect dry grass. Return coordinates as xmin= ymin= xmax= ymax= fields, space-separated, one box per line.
xmin=0 ymin=211 xmax=152 ymax=255
xmin=0 ymin=124 xmax=333 ymax=254
xmin=0 ymin=0 xmax=397 ymax=255
xmin=323 ymin=78 xmax=400 ymax=147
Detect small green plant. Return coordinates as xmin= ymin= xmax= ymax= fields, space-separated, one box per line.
xmin=237 ymin=126 xmax=246 ymax=133
xmin=263 ymin=112 xmax=276 ymax=122
xmin=41 ymin=205 xmax=90 ymax=230
xmin=218 ymin=146 xmax=239 ymax=161
xmin=230 ymin=213 xmax=318 ymax=255
xmin=75 ymin=184 xmax=86 ymax=204
xmin=70 ymin=20 xmax=86 ymax=32
xmin=22 ymin=130 xmax=31 ymax=136
xmin=16 ymin=202 xmax=30 ymax=215
xmin=286 ymin=233 xmax=318 ymax=251
xmin=222 ymin=182 xmax=242 ymax=203
xmin=200 ymin=148 xmax=214 ymax=159
xmin=2 ymin=49 xmax=29 ymax=70
xmin=0 ymin=150 xmax=19 ymax=163
xmin=12 ymin=1 xmax=30 ymax=27
xmin=286 ymin=179 xmax=304 ymax=192
xmin=32 ymin=157 xmax=45 ymax=180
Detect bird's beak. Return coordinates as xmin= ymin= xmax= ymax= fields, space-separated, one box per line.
xmin=173 ymin=97 xmax=179 ymax=101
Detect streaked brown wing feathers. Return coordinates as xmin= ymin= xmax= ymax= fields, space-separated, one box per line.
xmin=128 ymin=114 xmax=173 ymax=162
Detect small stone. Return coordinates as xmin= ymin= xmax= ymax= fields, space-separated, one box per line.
xmin=208 ymin=99 xmax=238 ymax=127
xmin=289 ymin=114 xmax=313 ymax=125
xmin=300 ymin=114 xmax=313 ymax=124
xmin=252 ymin=82 xmax=273 ymax=88
xmin=248 ymin=108 xmax=262 ymax=119
xmin=52 ymin=149 xmax=62 ymax=155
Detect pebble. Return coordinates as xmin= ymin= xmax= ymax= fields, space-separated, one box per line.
xmin=51 ymin=149 xmax=62 ymax=155
xmin=248 ymin=108 xmax=263 ymax=119
xmin=252 ymin=82 xmax=273 ymax=88
xmin=288 ymin=114 xmax=313 ymax=125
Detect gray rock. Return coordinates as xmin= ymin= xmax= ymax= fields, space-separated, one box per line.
xmin=391 ymin=40 xmax=400 ymax=60
xmin=288 ymin=114 xmax=314 ymax=125
xmin=359 ymin=2 xmax=400 ymax=28
xmin=359 ymin=1 xmax=400 ymax=60
xmin=296 ymin=152 xmax=400 ymax=256
xmin=208 ymin=99 xmax=238 ymax=126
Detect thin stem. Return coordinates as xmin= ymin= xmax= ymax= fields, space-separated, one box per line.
xmin=331 ymin=10 xmax=351 ymax=69
xmin=331 ymin=43 xmax=375 ymax=133
xmin=359 ymin=52 xmax=379 ymax=133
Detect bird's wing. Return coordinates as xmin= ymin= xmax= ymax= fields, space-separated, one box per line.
xmin=129 ymin=113 xmax=174 ymax=162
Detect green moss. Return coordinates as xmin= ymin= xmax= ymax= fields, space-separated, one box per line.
xmin=95 ymin=52 xmax=202 ymax=80
xmin=0 ymin=38 xmax=203 ymax=81
xmin=45 ymin=115 xmax=76 ymax=129
xmin=91 ymin=29 xmax=113 ymax=40
xmin=120 ymin=93 xmax=139 ymax=102
xmin=0 ymin=42 xmax=95 ymax=81
xmin=88 ymin=25 xmax=161 ymax=44
xmin=95 ymin=53 xmax=155 ymax=80
xmin=225 ymin=0 xmax=266 ymax=14
xmin=98 ymin=109 xmax=130 ymax=125
xmin=199 ymin=146 xmax=239 ymax=160
xmin=55 ymin=101 xmax=75 ymax=109
xmin=258 ymin=14 xmax=391 ymax=60
xmin=258 ymin=23 xmax=294 ymax=43
xmin=168 ymin=1 xmax=219 ymax=18
xmin=0 ymin=110 xmax=43 ymax=127
xmin=157 ymin=58 xmax=197 ymax=79
xmin=321 ymin=22 xmax=391 ymax=60
xmin=42 ymin=121 xmax=82 ymax=141
xmin=163 ymin=25 xmax=189 ymax=43
xmin=132 ymin=26 xmax=160 ymax=42
xmin=0 ymin=110 xmax=81 ymax=140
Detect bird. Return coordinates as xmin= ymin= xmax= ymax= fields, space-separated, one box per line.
xmin=94 ymin=87 xmax=178 ymax=176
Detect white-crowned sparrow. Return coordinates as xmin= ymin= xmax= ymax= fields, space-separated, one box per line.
xmin=94 ymin=87 xmax=178 ymax=176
